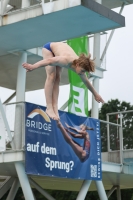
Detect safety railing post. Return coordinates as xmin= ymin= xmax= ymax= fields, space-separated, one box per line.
xmin=106 ymin=114 xmax=110 ymax=152
xmin=119 ymin=113 xmax=123 ymax=165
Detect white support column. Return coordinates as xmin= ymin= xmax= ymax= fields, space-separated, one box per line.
xmin=16 ymin=52 xmax=27 ymax=103
xmin=91 ymin=31 xmax=101 ymax=118
xmin=21 ymin=0 xmax=30 ymax=8
xmin=119 ymin=113 xmax=123 ymax=164
xmin=95 ymin=181 xmax=108 ymax=200
xmin=76 ymin=180 xmax=91 ymax=200
xmin=15 ymin=162 xmax=34 ymax=200
xmin=76 ymin=1 xmax=105 ymax=199
xmin=92 ymin=31 xmax=108 ymax=200
xmin=117 ymin=186 xmax=121 ymax=200
xmin=91 ymin=77 xmax=99 ymax=118
xmin=106 ymin=114 xmax=110 ymax=152
xmin=0 ymin=0 xmax=10 ymax=15
xmin=92 ymin=1 xmax=108 ymax=199
xmin=14 ymin=52 xmax=27 ymax=150
xmin=6 ymin=178 xmax=20 ymax=200
xmin=13 ymin=52 xmax=34 ymax=200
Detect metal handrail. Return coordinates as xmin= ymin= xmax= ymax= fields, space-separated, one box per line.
xmin=105 ymin=110 xmax=133 ymax=166
xmin=99 ymin=119 xmax=121 ymax=127
xmin=106 ymin=110 xmax=133 ymax=115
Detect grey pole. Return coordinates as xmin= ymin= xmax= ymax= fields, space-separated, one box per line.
xmin=107 ymin=186 xmax=117 ymax=198
xmin=92 ymin=31 xmax=108 ymax=197
xmin=76 ymin=180 xmax=91 ymax=200
xmin=59 ymin=100 xmax=68 ymax=111
xmin=3 ymin=92 xmax=16 ymax=104
xmin=15 ymin=162 xmax=34 ymax=200
xmin=106 ymin=114 xmax=110 ymax=152
xmin=13 ymin=52 xmax=34 ymax=200
xmin=91 ymin=76 xmax=99 ymax=119
xmin=92 ymin=1 xmax=108 ymax=199
xmin=0 ymin=0 xmax=10 ymax=15
xmin=6 ymin=178 xmax=20 ymax=200
xmin=76 ymin=1 xmax=106 ymax=199
xmin=95 ymin=181 xmax=108 ymax=200
xmin=29 ymin=178 xmax=56 ymax=200
xmin=91 ymin=30 xmax=101 ymax=118
xmin=14 ymin=52 xmax=27 ymax=150
xmin=116 ymin=186 xmax=121 ymax=200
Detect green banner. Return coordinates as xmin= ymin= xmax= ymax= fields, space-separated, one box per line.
xmin=67 ymin=36 xmax=88 ymax=117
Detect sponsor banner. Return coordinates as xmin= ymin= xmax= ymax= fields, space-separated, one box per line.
xmin=67 ymin=36 xmax=89 ymax=117
xmin=25 ymin=102 xmax=102 ymax=180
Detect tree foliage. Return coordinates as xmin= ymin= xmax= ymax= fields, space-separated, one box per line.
xmin=99 ymin=99 xmax=133 ymax=152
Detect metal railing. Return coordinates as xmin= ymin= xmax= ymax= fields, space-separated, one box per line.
xmin=0 ymin=0 xmax=58 ymax=15
xmin=100 ymin=119 xmax=123 ymax=164
xmin=107 ymin=110 xmax=133 ymax=150
xmin=0 ymin=100 xmax=25 ymax=150
xmin=104 ymin=110 xmax=133 ymax=164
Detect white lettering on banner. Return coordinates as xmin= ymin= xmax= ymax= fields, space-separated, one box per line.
xmin=26 ymin=142 xmax=57 ymax=155
xmin=41 ymin=143 xmax=56 ymax=155
xmin=45 ymin=157 xmax=74 ymax=173
xmin=26 ymin=142 xmax=75 ymax=173
xmin=26 ymin=119 xmax=52 ymax=131
xmin=71 ymin=86 xmax=86 ymax=116
xmin=27 ymin=142 xmax=40 ymax=153
xmin=96 ymin=121 xmax=101 ymax=179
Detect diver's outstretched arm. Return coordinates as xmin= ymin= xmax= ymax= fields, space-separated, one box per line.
xmin=65 ymin=128 xmax=83 ymax=138
xmin=65 ymin=123 xmax=80 ymax=133
xmin=22 ymin=56 xmax=67 ymax=72
xmin=80 ymin=74 xmax=104 ymax=103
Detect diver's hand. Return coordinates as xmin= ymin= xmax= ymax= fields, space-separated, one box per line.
xmin=65 ymin=122 xmax=70 ymax=128
xmin=22 ymin=63 xmax=35 ymax=72
xmin=94 ymin=93 xmax=104 ymax=103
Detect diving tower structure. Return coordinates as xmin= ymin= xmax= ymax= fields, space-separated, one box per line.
xmin=0 ymin=0 xmax=133 ymax=200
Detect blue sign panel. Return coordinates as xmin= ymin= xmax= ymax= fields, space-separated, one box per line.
xmin=25 ymin=102 xmax=101 ymax=180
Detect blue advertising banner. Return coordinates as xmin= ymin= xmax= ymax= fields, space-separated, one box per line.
xmin=25 ymin=102 xmax=101 ymax=180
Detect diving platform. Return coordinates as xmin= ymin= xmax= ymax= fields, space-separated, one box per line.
xmin=0 ymin=0 xmax=125 ymax=91
xmin=0 ymin=1 xmax=132 ymax=200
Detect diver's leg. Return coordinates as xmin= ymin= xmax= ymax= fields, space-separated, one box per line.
xmin=42 ymin=48 xmax=58 ymax=120
xmin=52 ymin=66 xmax=62 ymax=119
xmin=57 ymin=121 xmax=86 ymax=160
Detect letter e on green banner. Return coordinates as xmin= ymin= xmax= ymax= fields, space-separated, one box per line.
xmin=67 ymin=36 xmax=89 ymax=117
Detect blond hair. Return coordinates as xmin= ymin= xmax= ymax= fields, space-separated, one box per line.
xmin=73 ymin=53 xmax=95 ymax=72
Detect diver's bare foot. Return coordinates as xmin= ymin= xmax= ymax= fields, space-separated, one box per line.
xmin=53 ymin=106 xmax=60 ymax=120
xmin=56 ymin=119 xmax=61 ymax=127
xmin=46 ymin=108 xmax=58 ymax=120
